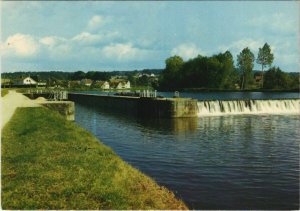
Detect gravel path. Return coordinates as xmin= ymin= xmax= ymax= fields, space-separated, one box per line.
xmin=1 ymin=90 xmax=42 ymax=130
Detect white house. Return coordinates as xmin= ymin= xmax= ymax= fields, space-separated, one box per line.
xmin=101 ymin=81 xmax=110 ymax=89
xmin=115 ymin=80 xmax=130 ymax=89
xmin=123 ymin=80 xmax=130 ymax=89
xmin=94 ymin=81 xmax=110 ymax=89
xmin=14 ymin=77 xmax=37 ymax=86
xmin=110 ymin=79 xmax=131 ymax=89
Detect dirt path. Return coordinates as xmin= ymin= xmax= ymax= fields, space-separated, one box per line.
xmin=1 ymin=90 xmax=41 ymax=130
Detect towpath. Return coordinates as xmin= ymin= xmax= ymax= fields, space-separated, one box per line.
xmin=1 ymin=90 xmax=42 ymax=130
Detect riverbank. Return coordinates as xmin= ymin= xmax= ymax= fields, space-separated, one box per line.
xmin=179 ymin=88 xmax=299 ymax=93
xmin=1 ymin=107 xmax=187 ymax=209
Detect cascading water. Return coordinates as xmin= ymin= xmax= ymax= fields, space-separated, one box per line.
xmin=197 ymin=99 xmax=300 ymax=116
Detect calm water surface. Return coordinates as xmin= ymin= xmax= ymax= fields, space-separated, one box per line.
xmin=74 ymin=92 xmax=299 ymax=209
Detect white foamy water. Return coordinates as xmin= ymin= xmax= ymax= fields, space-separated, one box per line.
xmin=197 ymin=99 xmax=300 ymax=116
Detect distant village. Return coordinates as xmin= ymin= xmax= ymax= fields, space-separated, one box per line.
xmin=1 ymin=68 xmax=297 ymax=91
xmin=1 ymin=71 xmax=159 ymax=90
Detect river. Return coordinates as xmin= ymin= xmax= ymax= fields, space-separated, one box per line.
xmin=74 ymin=91 xmax=299 ymax=209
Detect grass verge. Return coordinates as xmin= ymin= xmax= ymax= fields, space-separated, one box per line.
xmin=1 ymin=107 xmax=187 ymax=210
xmin=1 ymin=88 xmax=9 ymax=97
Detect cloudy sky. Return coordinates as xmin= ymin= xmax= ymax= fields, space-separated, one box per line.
xmin=1 ymin=1 xmax=299 ymax=72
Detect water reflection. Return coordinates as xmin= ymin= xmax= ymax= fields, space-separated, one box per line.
xmin=76 ymin=101 xmax=198 ymax=134
xmin=138 ymin=117 xmax=198 ymax=134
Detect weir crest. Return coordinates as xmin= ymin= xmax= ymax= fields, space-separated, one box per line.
xmin=197 ymin=99 xmax=300 ymax=116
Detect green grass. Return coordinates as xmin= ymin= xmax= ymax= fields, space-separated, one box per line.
xmin=1 ymin=88 xmax=9 ymax=97
xmin=1 ymin=107 xmax=187 ymax=210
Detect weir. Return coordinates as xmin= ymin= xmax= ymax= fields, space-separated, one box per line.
xmin=197 ymin=99 xmax=300 ymax=116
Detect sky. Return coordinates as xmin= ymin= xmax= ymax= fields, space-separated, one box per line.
xmin=1 ymin=1 xmax=299 ymax=72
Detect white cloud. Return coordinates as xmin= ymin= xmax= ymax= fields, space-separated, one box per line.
xmin=102 ymin=43 xmax=142 ymax=61
xmin=171 ymin=43 xmax=204 ymax=60
xmin=38 ymin=36 xmax=72 ymax=60
xmin=87 ymin=15 xmax=109 ymax=31
xmin=1 ymin=33 xmax=39 ymax=57
xmin=39 ymin=36 xmax=66 ymax=47
xmin=71 ymin=31 xmax=120 ymax=45
xmin=72 ymin=32 xmax=103 ymax=44
xmin=40 ymin=37 xmax=56 ymax=46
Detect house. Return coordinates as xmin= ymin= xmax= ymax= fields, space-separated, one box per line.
xmin=13 ymin=76 xmax=37 ymax=86
xmin=122 ymin=80 xmax=130 ymax=89
xmin=110 ymin=79 xmax=131 ymax=89
xmin=93 ymin=81 xmax=110 ymax=89
xmin=80 ymin=79 xmax=93 ymax=86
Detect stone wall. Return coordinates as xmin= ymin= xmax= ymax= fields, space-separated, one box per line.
xmin=39 ymin=101 xmax=75 ymax=121
xmin=68 ymin=93 xmax=198 ymax=118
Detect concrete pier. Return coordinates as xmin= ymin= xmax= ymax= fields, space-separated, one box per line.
xmin=137 ymin=97 xmax=198 ymax=118
xmin=68 ymin=93 xmax=198 ymax=118
xmin=24 ymin=93 xmax=75 ymax=120
xmin=39 ymin=101 xmax=75 ymax=121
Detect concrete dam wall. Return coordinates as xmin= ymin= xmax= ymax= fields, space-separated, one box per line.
xmin=68 ymin=93 xmax=198 ymax=118
xmin=24 ymin=93 xmax=75 ymax=121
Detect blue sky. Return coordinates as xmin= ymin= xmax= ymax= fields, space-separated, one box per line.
xmin=1 ymin=1 xmax=299 ymax=72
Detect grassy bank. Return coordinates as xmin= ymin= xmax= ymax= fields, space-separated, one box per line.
xmin=1 ymin=107 xmax=187 ymax=209
xmin=176 ymin=87 xmax=299 ymax=92
xmin=1 ymin=88 xmax=9 ymax=97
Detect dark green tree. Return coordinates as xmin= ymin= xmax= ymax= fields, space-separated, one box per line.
xmin=264 ymin=67 xmax=289 ymax=89
xmin=160 ymin=55 xmax=184 ymax=90
xmin=237 ymin=48 xmax=255 ymax=90
xmin=288 ymin=73 xmax=300 ymax=91
xmin=215 ymin=51 xmax=237 ymax=89
xmin=136 ymin=75 xmax=149 ymax=86
xmin=71 ymin=71 xmax=86 ymax=80
xmin=86 ymin=71 xmax=96 ymax=80
xmin=256 ymin=43 xmax=274 ymax=88
xmin=165 ymin=55 xmax=184 ymax=73
xmin=158 ymin=52 xmax=239 ymax=90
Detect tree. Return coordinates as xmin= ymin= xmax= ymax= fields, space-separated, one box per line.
xmin=71 ymin=71 xmax=86 ymax=80
xmin=215 ymin=51 xmax=237 ymax=89
xmin=160 ymin=55 xmax=184 ymax=90
xmin=256 ymin=43 xmax=274 ymax=88
xmin=237 ymin=48 xmax=255 ymax=90
xmin=264 ymin=67 xmax=289 ymax=89
xmin=158 ymin=51 xmax=240 ymax=91
xmin=165 ymin=55 xmax=184 ymax=73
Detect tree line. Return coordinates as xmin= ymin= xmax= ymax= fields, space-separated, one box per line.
xmin=2 ymin=69 xmax=162 ymax=82
xmin=159 ymin=43 xmax=298 ymax=91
